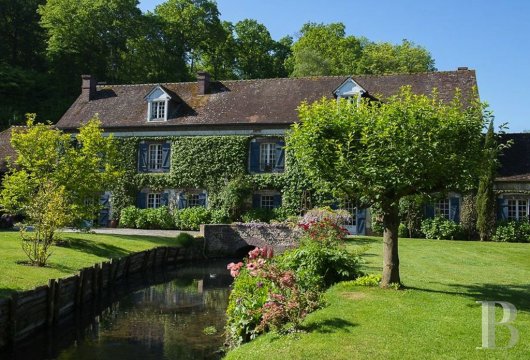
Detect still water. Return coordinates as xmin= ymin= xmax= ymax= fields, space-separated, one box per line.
xmin=3 ymin=260 xmax=233 ymax=360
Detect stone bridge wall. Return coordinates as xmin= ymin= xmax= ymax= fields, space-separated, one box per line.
xmin=200 ymin=223 xmax=301 ymax=256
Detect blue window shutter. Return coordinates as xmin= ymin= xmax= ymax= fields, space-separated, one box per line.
xmin=330 ymin=201 xmax=339 ymax=210
xmin=161 ymin=143 xmax=171 ymax=172
xmin=252 ymin=194 xmax=261 ymax=208
xmin=249 ymin=142 xmax=260 ymax=173
xmin=497 ymin=198 xmax=508 ymax=220
xmin=178 ymin=192 xmax=186 ymax=209
xmin=198 ymin=192 xmax=207 ymax=207
xmin=274 ymin=141 xmax=285 ymax=171
xmin=424 ymin=204 xmax=435 ymax=218
xmin=161 ymin=192 xmax=169 ymax=206
xmin=273 ymin=194 xmax=282 ymax=208
xmin=138 ymin=143 xmax=148 ymax=173
xmin=356 ymin=207 xmax=367 ymax=235
xmin=450 ymin=197 xmax=460 ymax=223
xmin=136 ymin=192 xmax=147 ymax=209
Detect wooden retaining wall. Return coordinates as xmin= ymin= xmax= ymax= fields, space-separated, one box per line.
xmin=0 ymin=245 xmax=201 ymax=349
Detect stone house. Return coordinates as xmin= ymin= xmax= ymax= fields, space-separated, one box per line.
xmin=1 ymin=69 xmax=481 ymax=234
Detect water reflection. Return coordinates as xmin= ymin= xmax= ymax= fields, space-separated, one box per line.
xmin=2 ymin=260 xmax=233 ymax=360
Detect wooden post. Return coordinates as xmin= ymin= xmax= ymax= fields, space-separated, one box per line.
xmin=8 ymin=293 xmax=18 ymax=346
xmin=46 ymin=279 xmax=56 ymax=327
xmin=163 ymin=247 xmax=169 ymax=267
xmin=75 ymin=272 xmax=84 ymax=312
xmin=53 ymin=279 xmax=61 ymax=325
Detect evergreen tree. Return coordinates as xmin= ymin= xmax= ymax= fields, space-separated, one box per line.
xmin=476 ymin=120 xmax=497 ymax=241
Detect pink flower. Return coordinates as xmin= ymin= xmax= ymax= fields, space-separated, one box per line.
xmin=248 ymin=247 xmax=261 ymax=259
xmin=227 ymin=262 xmax=243 ymax=277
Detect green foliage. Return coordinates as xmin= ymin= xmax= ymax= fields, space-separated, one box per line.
xmin=226 ymin=268 xmax=271 ymax=347
xmin=278 ymin=241 xmax=363 ymax=290
xmin=287 ymin=22 xmax=434 ymax=77
xmin=460 ymin=194 xmax=478 ymax=240
xmin=0 ymin=115 xmax=121 ymax=236
xmin=421 ymin=217 xmax=464 ymax=240
xmin=216 ymin=176 xmax=253 ymax=221
xmin=174 ymin=207 xmax=211 ymax=230
xmin=492 ymin=220 xmax=530 ymax=243
xmin=118 ymin=206 xmax=139 ymax=228
xmin=476 ymin=120 xmax=507 ymax=241
xmin=175 ymin=232 xmax=196 ymax=248
xmin=348 ymin=274 xmax=382 ymax=287
xmin=398 ymin=195 xmax=425 ymax=238
xmin=241 ymin=208 xmax=275 ymax=223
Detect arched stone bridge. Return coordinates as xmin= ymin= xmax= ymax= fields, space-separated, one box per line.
xmin=200 ymin=224 xmax=300 ymax=257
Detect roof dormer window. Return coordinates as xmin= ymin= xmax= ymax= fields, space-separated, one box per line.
xmin=333 ymin=77 xmax=366 ymax=102
xmin=145 ymin=85 xmax=171 ymax=122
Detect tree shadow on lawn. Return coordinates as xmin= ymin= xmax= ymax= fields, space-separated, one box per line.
xmin=406 ymin=283 xmax=530 ymax=313
xmin=83 ymin=234 xmax=177 ymax=246
xmin=303 ymin=318 xmax=358 ymax=334
xmin=58 ymin=237 xmax=129 ymax=258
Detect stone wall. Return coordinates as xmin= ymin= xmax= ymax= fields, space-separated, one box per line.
xmin=200 ymin=223 xmax=300 ymax=256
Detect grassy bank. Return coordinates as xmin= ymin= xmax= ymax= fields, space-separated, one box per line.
xmin=0 ymin=231 xmax=182 ymax=299
xmin=226 ymin=237 xmax=530 ymax=359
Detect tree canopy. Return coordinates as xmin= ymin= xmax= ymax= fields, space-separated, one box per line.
xmin=288 ymin=88 xmax=486 ymax=286
xmin=0 ymin=1 xmax=437 ymax=130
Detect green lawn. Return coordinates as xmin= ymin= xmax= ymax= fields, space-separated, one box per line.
xmin=226 ymin=237 xmax=530 ymax=360
xmin=0 ymin=230 xmax=182 ymax=299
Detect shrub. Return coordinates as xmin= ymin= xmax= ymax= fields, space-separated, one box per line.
xmin=210 ymin=209 xmax=230 ymax=224
xmin=348 ymin=274 xmax=382 ymax=287
xmin=421 ymin=217 xmax=464 ymax=240
xmin=175 ymin=207 xmax=211 ymax=230
xmin=301 ymin=207 xmax=351 ymax=226
xmin=225 ymin=247 xmax=321 ymax=348
xmin=398 ymin=223 xmax=409 ymax=238
xmin=119 ymin=206 xmax=139 ymax=228
xmin=278 ymin=241 xmax=363 ymax=290
xmin=298 ymin=217 xmax=349 ymax=247
xmin=145 ymin=206 xmax=173 ymax=229
xmin=241 ymin=208 xmax=275 ymax=223
xmin=0 ymin=213 xmax=17 ymax=229
xmin=176 ymin=232 xmax=196 ymax=248
xmin=492 ymin=220 xmax=530 ymax=243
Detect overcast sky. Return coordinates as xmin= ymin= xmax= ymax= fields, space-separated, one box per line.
xmin=140 ymin=0 xmax=530 ymax=132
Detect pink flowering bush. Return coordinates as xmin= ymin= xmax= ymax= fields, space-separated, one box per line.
xmin=225 ymin=246 xmax=320 ymax=348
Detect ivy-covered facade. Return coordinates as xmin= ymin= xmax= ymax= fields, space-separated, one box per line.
xmin=50 ymin=69 xmax=484 ymax=234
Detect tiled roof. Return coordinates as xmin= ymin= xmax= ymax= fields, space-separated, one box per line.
xmin=56 ymin=70 xmax=478 ymax=130
xmin=497 ymin=133 xmax=530 ymax=182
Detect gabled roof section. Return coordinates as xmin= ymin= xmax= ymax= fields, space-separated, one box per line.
xmin=333 ymin=77 xmax=366 ymax=97
xmin=56 ymin=69 xmax=478 ymax=130
xmin=144 ymin=85 xmax=172 ymax=101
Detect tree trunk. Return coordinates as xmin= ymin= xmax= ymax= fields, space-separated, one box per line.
xmin=381 ymin=201 xmax=401 ymax=288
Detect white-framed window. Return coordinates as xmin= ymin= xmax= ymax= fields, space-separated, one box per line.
xmin=507 ymin=199 xmax=528 ymax=220
xmin=260 ymin=143 xmax=276 ymax=171
xmin=343 ymin=201 xmax=357 ymax=226
xmin=148 ymin=144 xmax=163 ymax=170
xmin=147 ymin=193 xmax=162 ymax=208
xmin=261 ymin=195 xmax=275 ymax=209
xmin=150 ymin=100 xmax=166 ymax=121
xmin=434 ymin=199 xmax=450 ymax=219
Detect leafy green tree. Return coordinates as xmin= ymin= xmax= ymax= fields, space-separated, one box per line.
xmin=38 ymin=0 xmax=142 ymax=83
xmin=0 ymin=115 xmax=122 ymax=235
xmin=476 ymin=120 xmax=499 ymax=241
xmin=288 ymin=22 xmax=362 ymax=77
xmin=288 ymin=88 xmax=485 ymax=287
xmin=155 ymin=0 xmax=225 ymax=76
xmin=356 ymin=39 xmax=435 ymax=74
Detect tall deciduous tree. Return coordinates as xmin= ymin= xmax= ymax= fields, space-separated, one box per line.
xmin=288 ymin=88 xmax=485 ymax=287
xmin=0 ymin=115 xmax=122 ymax=228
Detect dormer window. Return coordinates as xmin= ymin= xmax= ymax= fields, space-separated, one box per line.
xmin=333 ymin=77 xmax=366 ymax=102
xmin=145 ymin=85 xmax=171 ymax=122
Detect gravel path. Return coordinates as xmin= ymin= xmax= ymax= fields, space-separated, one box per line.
xmin=62 ymin=228 xmax=200 ymax=237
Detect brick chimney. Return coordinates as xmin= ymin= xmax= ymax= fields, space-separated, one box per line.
xmin=197 ymin=71 xmax=210 ymax=95
xmin=457 ymin=67 xmax=469 ymax=71
xmin=81 ymin=74 xmax=97 ymax=101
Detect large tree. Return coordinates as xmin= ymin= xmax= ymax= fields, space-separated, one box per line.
xmin=0 ymin=115 xmax=122 ymax=236
xmin=288 ymin=88 xmax=485 ymax=287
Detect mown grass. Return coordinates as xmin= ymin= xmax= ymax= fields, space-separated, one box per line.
xmin=0 ymin=230 xmax=182 ymax=299
xmin=226 ymin=237 xmax=530 ymax=359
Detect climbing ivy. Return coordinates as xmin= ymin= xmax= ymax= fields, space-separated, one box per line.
xmin=109 ymin=135 xmax=330 ymax=220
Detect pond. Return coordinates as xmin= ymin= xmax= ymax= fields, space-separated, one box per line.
xmin=2 ymin=259 xmax=233 ymax=360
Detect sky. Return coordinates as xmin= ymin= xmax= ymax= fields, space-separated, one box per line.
xmin=139 ymin=0 xmax=530 ymax=132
